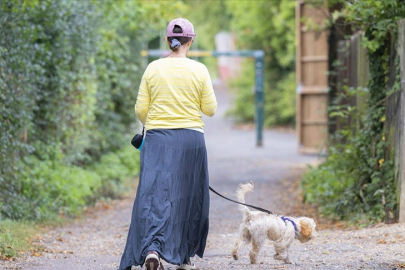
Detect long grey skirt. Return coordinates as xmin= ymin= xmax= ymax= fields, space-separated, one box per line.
xmin=119 ymin=129 xmax=210 ymax=269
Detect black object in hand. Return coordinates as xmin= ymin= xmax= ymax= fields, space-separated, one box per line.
xmin=131 ymin=133 xmax=144 ymax=149
xmin=131 ymin=126 xmax=145 ymax=149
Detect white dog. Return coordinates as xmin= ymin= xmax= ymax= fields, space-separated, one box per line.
xmin=231 ymin=182 xmax=317 ymax=264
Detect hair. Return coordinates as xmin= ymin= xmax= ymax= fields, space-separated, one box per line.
xmin=168 ymin=25 xmax=192 ymax=52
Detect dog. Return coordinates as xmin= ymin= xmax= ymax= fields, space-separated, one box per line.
xmin=231 ymin=182 xmax=317 ymax=264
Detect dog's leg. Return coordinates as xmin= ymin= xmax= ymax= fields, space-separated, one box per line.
xmin=232 ymin=224 xmax=249 ymax=260
xmin=273 ymin=243 xmax=293 ymax=264
xmin=231 ymin=238 xmax=242 ymax=260
xmin=273 ymin=244 xmax=283 ymax=261
xmin=249 ymin=238 xmax=263 ymax=264
xmin=284 ymin=254 xmax=292 ymax=264
xmin=273 ymin=228 xmax=295 ymax=265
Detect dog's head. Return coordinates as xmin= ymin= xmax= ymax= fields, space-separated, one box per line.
xmin=296 ymin=217 xmax=317 ymax=243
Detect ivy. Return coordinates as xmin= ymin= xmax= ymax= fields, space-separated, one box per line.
xmin=341 ymin=0 xmax=405 ymax=53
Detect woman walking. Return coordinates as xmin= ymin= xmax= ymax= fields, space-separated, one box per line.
xmin=119 ymin=18 xmax=217 ymax=270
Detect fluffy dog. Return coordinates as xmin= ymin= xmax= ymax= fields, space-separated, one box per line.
xmin=231 ymin=182 xmax=317 ymax=264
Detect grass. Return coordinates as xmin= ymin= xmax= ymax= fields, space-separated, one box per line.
xmin=0 ymin=177 xmax=139 ymax=260
xmin=0 ymin=219 xmax=41 ymax=259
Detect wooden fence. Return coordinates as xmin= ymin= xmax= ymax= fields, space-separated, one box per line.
xmin=334 ymin=20 xmax=405 ymax=222
xmin=334 ymin=34 xmax=368 ymax=133
xmin=296 ymin=1 xmax=329 ymax=154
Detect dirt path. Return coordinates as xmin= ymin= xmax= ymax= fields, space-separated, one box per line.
xmin=2 ymin=84 xmax=405 ymax=270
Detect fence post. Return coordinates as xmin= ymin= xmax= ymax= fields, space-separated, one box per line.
xmin=398 ymin=19 xmax=405 ymax=223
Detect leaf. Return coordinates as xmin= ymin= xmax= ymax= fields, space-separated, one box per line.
xmin=377 ymin=239 xmax=387 ymax=244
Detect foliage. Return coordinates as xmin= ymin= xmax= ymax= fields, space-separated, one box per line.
xmin=181 ymin=1 xmax=297 ymax=126
xmin=2 ymin=146 xmax=140 ymax=221
xmin=185 ymin=0 xmax=231 ymax=51
xmin=336 ymin=0 xmax=405 ymax=53
xmin=0 ymin=0 xmax=40 ymax=212
xmin=302 ymin=0 xmax=405 ymax=223
xmin=302 ymin=87 xmax=396 ymax=223
xmin=0 ymin=0 xmax=182 ymax=222
xmin=226 ymin=62 xmax=296 ymax=126
xmin=91 ymin=145 xmax=141 ymax=200
xmin=1 ymin=0 xmax=91 ymax=219
xmin=184 ymin=0 xmax=232 ymax=75
xmin=91 ymin=0 xmax=184 ymax=159
xmin=225 ymin=60 xmax=255 ymax=123
xmin=224 ymin=0 xmax=297 ymax=127
xmin=302 ymin=146 xmax=360 ymax=221
xmin=0 ymin=0 xmax=100 ymax=219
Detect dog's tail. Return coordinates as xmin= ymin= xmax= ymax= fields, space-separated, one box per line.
xmin=235 ymin=182 xmax=254 ymax=216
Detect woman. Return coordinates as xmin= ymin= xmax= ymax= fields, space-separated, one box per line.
xmin=119 ymin=18 xmax=217 ymax=270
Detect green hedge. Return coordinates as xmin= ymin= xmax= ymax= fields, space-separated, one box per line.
xmin=1 ymin=146 xmax=140 ymax=221
xmin=0 ymin=0 xmax=181 ymax=221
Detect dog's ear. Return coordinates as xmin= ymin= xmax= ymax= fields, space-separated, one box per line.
xmin=299 ymin=219 xmax=313 ymax=238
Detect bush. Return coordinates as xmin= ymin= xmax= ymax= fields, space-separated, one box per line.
xmin=302 ymin=142 xmax=395 ymax=224
xmin=301 ymin=142 xmax=369 ymax=222
xmin=0 ymin=0 xmax=99 ymax=220
xmin=92 ymin=145 xmax=141 ymax=200
xmin=0 ymin=0 xmax=178 ymax=221
xmin=1 ymin=145 xmax=140 ymax=221
xmin=302 ymin=86 xmax=397 ymax=224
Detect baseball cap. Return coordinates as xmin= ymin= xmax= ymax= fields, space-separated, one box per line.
xmin=166 ymin=18 xmax=196 ymax=37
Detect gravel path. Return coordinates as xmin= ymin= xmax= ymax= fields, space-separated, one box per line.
xmin=1 ymin=84 xmax=405 ymax=270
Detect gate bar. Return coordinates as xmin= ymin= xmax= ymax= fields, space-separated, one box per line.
xmin=141 ymin=50 xmax=265 ymax=147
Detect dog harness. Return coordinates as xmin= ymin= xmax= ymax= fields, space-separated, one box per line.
xmin=281 ymin=216 xmax=297 ymax=232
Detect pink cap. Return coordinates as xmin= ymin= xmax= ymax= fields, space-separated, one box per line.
xmin=166 ymin=18 xmax=196 ymax=37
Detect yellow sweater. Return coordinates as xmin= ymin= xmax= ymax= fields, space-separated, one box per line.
xmin=135 ymin=57 xmax=217 ymax=130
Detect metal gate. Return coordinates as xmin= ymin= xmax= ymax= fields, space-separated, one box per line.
xmin=141 ymin=49 xmax=265 ymax=146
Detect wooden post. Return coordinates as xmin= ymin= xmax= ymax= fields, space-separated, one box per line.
xmin=356 ymin=32 xmax=368 ymax=121
xmin=295 ymin=0 xmax=329 ymax=154
xmin=398 ymin=19 xmax=405 ymax=223
xmin=296 ymin=0 xmax=303 ymax=151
